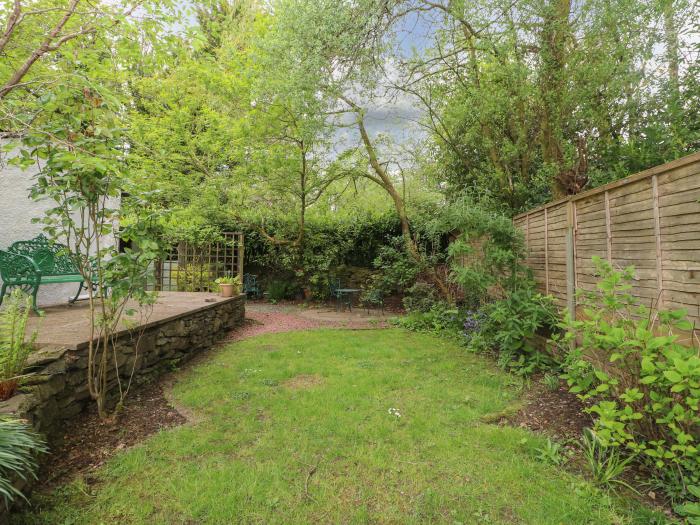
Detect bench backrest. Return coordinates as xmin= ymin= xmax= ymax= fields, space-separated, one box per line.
xmin=0 ymin=249 xmax=37 ymax=282
xmin=243 ymin=273 xmax=257 ymax=290
xmin=9 ymin=235 xmax=80 ymax=276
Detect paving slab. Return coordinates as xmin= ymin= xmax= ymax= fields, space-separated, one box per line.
xmin=26 ymin=292 xmax=243 ymax=349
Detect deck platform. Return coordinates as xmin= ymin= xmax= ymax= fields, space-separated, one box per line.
xmin=27 ymin=292 xmax=239 ymax=349
xmin=2 ymin=292 xmax=245 ymax=441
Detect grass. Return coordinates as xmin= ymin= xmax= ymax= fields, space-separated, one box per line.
xmin=16 ymin=329 xmax=667 ymax=524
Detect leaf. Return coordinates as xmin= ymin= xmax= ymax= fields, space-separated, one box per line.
xmin=594 ymin=370 xmax=609 ymax=382
xmin=676 ymin=319 xmax=694 ymax=331
xmin=663 ymin=371 xmax=683 ymax=384
xmin=641 ymin=357 xmax=656 ymax=373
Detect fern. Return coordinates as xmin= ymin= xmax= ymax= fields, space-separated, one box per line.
xmin=0 ymin=289 xmax=37 ymax=388
xmin=0 ymin=416 xmax=46 ymax=507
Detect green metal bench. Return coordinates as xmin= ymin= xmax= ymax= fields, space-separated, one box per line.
xmin=243 ymin=273 xmax=261 ymax=298
xmin=0 ymin=235 xmax=87 ymax=313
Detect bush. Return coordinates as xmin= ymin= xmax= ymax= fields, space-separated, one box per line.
xmin=394 ymin=302 xmax=462 ymax=336
xmin=429 ymin=194 xmax=526 ymax=307
xmin=0 ymin=290 xmax=36 ymax=400
xmin=266 ymin=279 xmax=298 ymax=301
xmin=402 ymin=282 xmax=439 ymax=313
xmin=372 ymin=237 xmax=428 ymax=296
xmin=469 ymin=287 xmax=560 ymax=375
xmin=557 ymin=257 xmax=700 ymax=503
xmin=236 ymin=213 xmax=404 ymax=296
xmin=173 ymin=263 xmax=216 ymax=292
xmin=0 ymin=416 xmax=46 ymax=507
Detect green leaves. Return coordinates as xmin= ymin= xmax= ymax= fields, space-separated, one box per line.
xmin=0 ymin=417 xmax=47 ymax=506
xmin=560 ymin=258 xmax=700 ymax=490
xmin=663 ymin=370 xmax=683 ymax=384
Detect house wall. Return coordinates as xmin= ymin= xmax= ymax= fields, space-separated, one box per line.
xmin=0 ymin=142 xmax=118 ymax=307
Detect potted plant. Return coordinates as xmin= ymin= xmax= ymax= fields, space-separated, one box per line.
xmin=214 ymin=275 xmax=242 ymax=298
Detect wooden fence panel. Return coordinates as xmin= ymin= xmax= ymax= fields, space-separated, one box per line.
xmin=514 ymin=152 xmax=700 ymax=325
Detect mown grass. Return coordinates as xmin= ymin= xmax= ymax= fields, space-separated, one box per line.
xmin=16 ymin=329 xmax=668 ymax=524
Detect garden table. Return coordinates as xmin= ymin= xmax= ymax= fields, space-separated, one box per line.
xmin=335 ymin=288 xmax=361 ymax=311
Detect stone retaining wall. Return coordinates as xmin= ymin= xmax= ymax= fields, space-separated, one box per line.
xmin=0 ymin=294 xmax=245 ymax=442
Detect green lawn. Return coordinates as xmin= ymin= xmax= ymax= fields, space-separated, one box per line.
xmin=17 ymin=329 xmax=666 ymax=524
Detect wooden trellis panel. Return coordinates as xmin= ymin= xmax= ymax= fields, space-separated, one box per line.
xmin=149 ymin=232 xmax=244 ymax=292
xmin=514 ymin=152 xmax=700 ymax=323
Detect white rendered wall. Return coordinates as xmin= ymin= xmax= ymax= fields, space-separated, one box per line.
xmin=0 ymin=142 xmax=117 ymax=307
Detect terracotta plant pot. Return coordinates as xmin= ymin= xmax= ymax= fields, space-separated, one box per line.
xmin=0 ymin=379 xmax=18 ymax=401
xmin=219 ymin=283 xmax=235 ymax=297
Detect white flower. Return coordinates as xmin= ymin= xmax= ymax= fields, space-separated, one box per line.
xmin=388 ymin=407 xmax=402 ymax=418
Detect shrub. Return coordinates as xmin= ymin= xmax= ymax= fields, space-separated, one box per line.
xmin=372 ymin=237 xmax=428 ymax=296
xmin=431 ymin=194 xmax=526 ymax=307
xmin=0 ymin=416 xmax=46 ymax=507
xmin=173 ymin=263 xmax=216 ymax=292
xmin=359 ymin=276 xmax=386 ymax=310
xmin=0 ymin=290 xmax=37 ymax=400
xmin=266 ymin=279 xmax=298 ymax=301
xmin=558 ymin=257 xmax=700 ymax=502
xmin=394 ymin=302 xmax=461 ymax=336
xmin=469 ymin=287 xmax=560 ymax=375
xmin=402 ymin=282 xmax=439 ymax=313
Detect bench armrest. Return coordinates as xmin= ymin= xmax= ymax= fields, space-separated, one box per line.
xmin=0 ymin=249 xmax=41 ymax=282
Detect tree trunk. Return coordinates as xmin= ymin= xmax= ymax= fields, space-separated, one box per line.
xmin=341 ymin=96 xmax=452 ymax=301
xmin=539 ymin=0 xmax=582 ymax=198
xmin=663 ymin=0 xmax=680 ymax=100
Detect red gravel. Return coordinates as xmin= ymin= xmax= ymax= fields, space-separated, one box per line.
xmin=225 ymin=306 xmax=388 ymax=342
xmin=226 ymin=311 xmax=324 ymax=341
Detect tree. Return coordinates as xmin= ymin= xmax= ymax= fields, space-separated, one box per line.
xmin=17 ymin=87 xmax=163 ymax=417
xmin=394 ymin=0 xmax=699 ymax=211
xmin=1 ymin=0 xmax=177 ymax=416
xmin=0 ymin=0 xmax=177 ymax=127
xmin=256 ymin=0 xmax=454 ymax=293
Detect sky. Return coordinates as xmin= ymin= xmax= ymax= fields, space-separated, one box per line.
xmin=332 ymin=8 xmax=440 ymax=155
xmin=172 ymin=0 xmax=437 ymax=150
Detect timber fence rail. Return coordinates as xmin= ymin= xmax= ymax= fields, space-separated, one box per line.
xmin=513 ymin=152 xmax=700 ymax=324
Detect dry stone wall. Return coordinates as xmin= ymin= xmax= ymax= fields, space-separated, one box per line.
xmin=0 ymin=295 xmax=245 ymax=442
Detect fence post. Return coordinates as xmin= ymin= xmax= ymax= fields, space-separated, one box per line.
xmin=652 ymin=175 xmax=664 ymax=308
xmin=237 ymin=233 xmax=244 ymax=280
xmin=565 ymin=200 xmax=576 ymax=320
xmin=604 ymin=191 xmax=612 ymax=263
xmin=544 ymin=207 xmax=549 ymax=295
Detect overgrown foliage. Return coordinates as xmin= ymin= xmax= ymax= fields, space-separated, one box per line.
xmin=430 ymin=195 xmax=526 ymax=305
xmin=557 ymin=257 xmax=700 ymax=507
xmin=394 ymin=196 xmax=560 ymax=376
xmin=468 ymin=289 xmax=560 ymax=376
xmin=0 ymin=289 xmax=35 ymax=400
xmin=0 ymin=416 xmax=45 ymax=508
